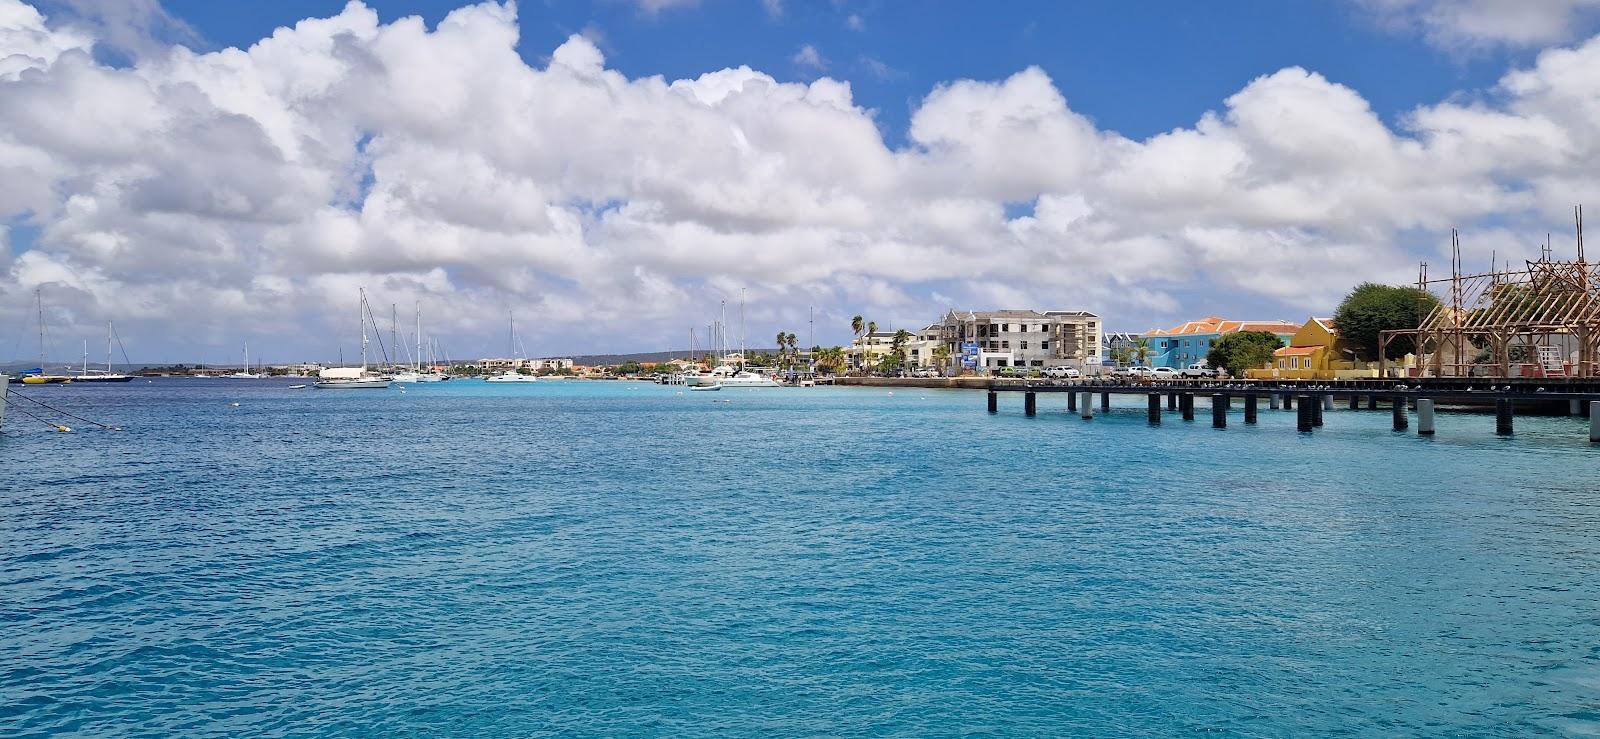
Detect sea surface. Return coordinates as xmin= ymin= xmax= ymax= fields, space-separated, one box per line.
xmin=2 ymin=378 xmax=1599 ymax=736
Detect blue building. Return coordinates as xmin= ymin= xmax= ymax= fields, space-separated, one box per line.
xmin=1141 ymin=317 xmax=1301 ymax=369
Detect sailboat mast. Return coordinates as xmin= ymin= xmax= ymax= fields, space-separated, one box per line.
xmin=391 ymin=304 xmax=398 ymax=370
xmin=359 ymin=288 xmax=369 ymax=370
xmin=740 ymin=288 xmax=746 ymax=368
xmin=106 ymin=321 xmax=113 ymax=373
xmin=36 ymin=288 xmax=46 ymax=371
xmin=82 ymin=339 xmax=87 ymax=375
xmin=415 ymin=302 xmax=422 ymax=372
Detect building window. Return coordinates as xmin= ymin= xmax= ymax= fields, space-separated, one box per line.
xmin=1001 ymin=341 xmax=1010 ymax=349
xmin=996 ymin=359 xmax=1008 ymax=367
xmin=1031 ymin=360 xmax=1043 ymax=367
xmin=1020 ymin=341 xmax=1028 ymax=350
xmin=1041 ymin=341 xmax=1050 ymax=350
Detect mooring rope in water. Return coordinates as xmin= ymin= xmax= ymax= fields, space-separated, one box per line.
xmin=7 ymin=392 xmax=123 ymax=431
xmin=5 ymin=403 xmax=73 ymax=432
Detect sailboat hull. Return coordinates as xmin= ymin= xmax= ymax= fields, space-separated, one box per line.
xmin=73 ymin=375 xmax=133 ymax=383
xmin=313 ymin=378 xmax=392 ymax=389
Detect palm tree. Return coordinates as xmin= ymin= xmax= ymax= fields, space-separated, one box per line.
xmin=850 ymin=315 xmax=864 ymax=370
xmin=891 ymin=329 xmax=911 ymax=372
xmin=775 ymin=331 xmax=787 ymax=367
xmin=1131 ymin=337 xmax=1152 ymax=367
xmin=932 ymin=343 xmax=951 ymax=375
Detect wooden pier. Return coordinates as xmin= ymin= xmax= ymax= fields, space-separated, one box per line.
xmin=985 ymin=378 xmax=1600 ymax=443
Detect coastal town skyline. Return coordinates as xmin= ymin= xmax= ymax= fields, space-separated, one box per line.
xmin=5 ymin=0 xmax=1600 ymax=361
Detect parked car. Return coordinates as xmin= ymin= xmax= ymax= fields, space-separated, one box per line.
xmin=1180 ymin=362 xmax=1218 ymax=378
xmin=1151 ymin=367 xmax=1179 ymax=379
xmin=1127 ymin=366 xmax=1154 ymax=378
xmin=911 ymin=367 xmax=938 ymax=378
xmin=1042 ymin=366 xmax=1081 ymax=379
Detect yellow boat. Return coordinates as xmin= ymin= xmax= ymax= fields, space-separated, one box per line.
xmin=21 ymin=375 xmax=71 ymax=384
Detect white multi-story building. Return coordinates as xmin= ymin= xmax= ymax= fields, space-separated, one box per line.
xmin=938 ymin=309 xmax=1102 ymax=373
xmin=477 ymin=357 xmax=575 ymax=371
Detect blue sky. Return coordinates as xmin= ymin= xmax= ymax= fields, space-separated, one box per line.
xmin=151 ymin=0 xmax=1531 ymax=142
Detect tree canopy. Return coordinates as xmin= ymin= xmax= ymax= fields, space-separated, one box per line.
xmin=1332 ymin=282 xmax=1440 ymax=360
xmin=1206 ymin=331 xmax=1284 ymax=376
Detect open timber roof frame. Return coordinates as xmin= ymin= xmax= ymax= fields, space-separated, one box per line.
xmin=1381 ymin=206 xmax=1600 ymax=379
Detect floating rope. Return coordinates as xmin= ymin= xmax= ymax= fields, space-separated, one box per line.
xmin=6 ymin=403 xmax=72 ymax=432
xmin=7 ymin=392 xmax=123 ymax=431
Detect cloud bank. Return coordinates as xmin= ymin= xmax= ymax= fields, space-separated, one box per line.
xmin=2 ymin=0 xmax=1599 ymax=361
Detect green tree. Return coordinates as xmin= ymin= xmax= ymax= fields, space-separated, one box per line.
xmin=1333 ymin=282 xmax=1441 ymax=360
xmin=1206 ymin=331 xmax=1284 ymax=376
xmin=1130 ymin=337 xmax=1152 ymax=367
xmin=850 ymin=315 xmax=864 ymax=371
xmin=932 ymin=344 xmax=951 ymax=373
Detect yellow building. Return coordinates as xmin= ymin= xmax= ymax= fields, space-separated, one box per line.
xmin=1247 ymin=317 xmax=1353 ymax=380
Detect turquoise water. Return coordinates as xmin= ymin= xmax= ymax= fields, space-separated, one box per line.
xmin=2 ymin=378 xmax=1598 ymax=736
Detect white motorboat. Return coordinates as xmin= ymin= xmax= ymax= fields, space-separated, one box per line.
xmin=689 ymin=383 xmax=722 ymax=392
xmin=314 ymin=377 xmax=391 ymax=389
xmin=390 ymin=371 xmax=421 ymax=383
xmin=484 ymin=371 xmax=538 ymax=383
xmin=687 ymin=364 xmax=780 ymax=387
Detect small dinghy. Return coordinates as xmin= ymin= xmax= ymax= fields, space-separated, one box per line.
xmin=288 ymin=384 xmax=307 ymax=389
xmin=689 ymin=383 xmax=723 ymax=392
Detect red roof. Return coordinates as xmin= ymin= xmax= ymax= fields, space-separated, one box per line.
xmin=1145 ymin=317 xmax=1302 ymax=337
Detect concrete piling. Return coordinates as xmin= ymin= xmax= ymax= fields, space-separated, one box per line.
xmin=1168 ymin=394 xmax=1178 ymax=411
xmin=1101 ymin=392 xmax=1111 ymax=413
xmin=1418 ymin=398 xmax=1435 ymax=436
xmin=1348 ymin=394 xmax=1360 ymax=410
xmin=1148 ymin=393 xmax=1161 ymax=425
xmin=987 ymin=390 xmax=997 ymax=414
xmin=1080 ymin=392 xmax=1094 ymax=420
xmin=1392 ymin=395 xmax=1407 ymax=431
xmin=1212 ymin=394 xmax=1227 ymax=428
xmin=1297 ymin=396 xmax=1314 ymax=432
xmin=1313 ymin=397 xmax=1324 ymax=427
xmin=1244 ymin=394 xmax=1258 ymax=424
xmin=1024 ymin=391 xmax=1036 ymax=417
xmin=1269 ymin=393 xmax=1280 ymax=410
xmin=1180 ymin=394 xmax=1195 ymax=422
xmin=1591 ymin=401 xmax=1600 ymax=443
xmin=1283 ymin=394 xmax=1294 ymax=410
xmin=1571 ymin=400 xmax=1582 ymax=416
xmin=1366 ymin=394 xmax=1379 ymax=410
xmin=1067 ymin=391 xmax=1077 ymax=412
xmin=1496 ymin=398 xmax=1514 ymax=436
xmin=1322 ymin=395 xmax=1335 ymax=411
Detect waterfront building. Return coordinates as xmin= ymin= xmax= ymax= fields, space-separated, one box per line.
xmin=477 ymin=357 xmax=574 ymax=371
xmin=938 ymin=309 xmax=1102 ymax=373
xmin=905 ymin=324 xmax=944 ymax=368
xmin=847 ymin=331 xmax=899 ymax=370
xmin=1102 ymin=332 xmax=1139 ymax=366
xmin=1248 ymin=317 xmax=1353 ymax=379
xmin=1141 ymin=317 xmax=1300 ymax=369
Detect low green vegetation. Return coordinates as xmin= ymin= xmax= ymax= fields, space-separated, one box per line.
xmin=1206 ymin=331 xmax=1284 ymax=376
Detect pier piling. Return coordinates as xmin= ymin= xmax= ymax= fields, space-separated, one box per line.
xmin=1024 ymin=391 xmax=1036 ymax=417
xmin=1180 ymin=394 xmax=1195 ymax=422
xmin=1418 ymin=399 xmax=1436 ymax=435
xmin=1348 ymin=394 xmax=1360 ymax=410
xmin=1067 ymin=391 xmax=1077 ymax=412
xmin=1283 ymin=394 xmax=1294 ymax=410
xmin=1269 ymin=393 xmax=1280 ymax=410
xmin=1101 ymin=392 xmax=1110 ymax=413
xmin=1572 ymin=400 xmax=1582 ymax=416
xmin=1147 ymin=393 xmax=1161 ymax=425
xmin=1591 ymin=401 xmax=1600 ymax=443
xmin=1496 ymin=399 xmax=1514 ymax=436
xmin=1313 ymin=397 xmax=1325 ymax=427
xmin=1079 ymin=392 xmax=1094 ymax=420
xmin=1366 ymin=395 xmax=1379 ymax=410
xmin=1392 ymin=395 xmax=1407 ymax=431
xmin=1168 ymin=394 xmax=1177 ymax=411
xmin=1297 ymin=397 xmax=1314 ymax=432
xmin=1212 ymin=395 xmax=1227 ymax=428
xmin=1322 ymin=395 xmax=1334 ymax=412
xmin=987 ymin=390 xmax=997 ymax=414
xmin=1244 ymin=394 xmax=1258 ymax=424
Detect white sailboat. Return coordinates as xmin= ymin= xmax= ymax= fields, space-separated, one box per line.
xmin=484 ymin=310 xmax=539 ymax=383
xmin=315 ymin=289 xmax=392 ymax=389
xmin=225 ymin=342 xmax=262 ymax=379
xmin=391 ymin=302 xmax=449 ymax=382
xmin=74 ymin=322 xmax=133 ymax=382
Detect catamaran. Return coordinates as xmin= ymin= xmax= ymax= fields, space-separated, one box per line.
xmin=315 ymin=289 xmax=392 ymax=389
xmin=484 ymin=310 xmax=539 ymax=383
xmin=73 ymin=322 xmax=133 ymax=383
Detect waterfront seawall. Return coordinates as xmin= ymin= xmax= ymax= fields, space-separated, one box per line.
xmin=835 ymin=377 xmax=993 ymax=390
